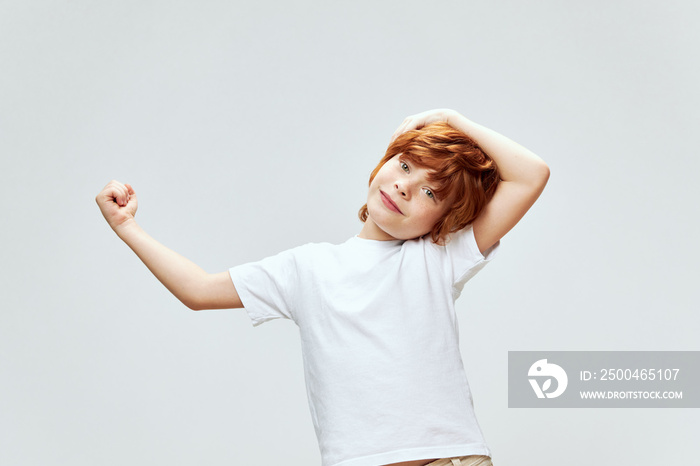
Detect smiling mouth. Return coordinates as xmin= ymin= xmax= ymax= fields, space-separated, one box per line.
xmin=380 ymin=190 xmax=403 ymax=215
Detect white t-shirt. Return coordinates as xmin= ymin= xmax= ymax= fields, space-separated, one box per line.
xmin=229 ymin=226 xmax=498 ymax=466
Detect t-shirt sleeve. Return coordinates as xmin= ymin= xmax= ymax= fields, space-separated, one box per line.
xmin=443 ymin=225 xmax=500 ymax=298
xmin=228 ymin=247 xmax=302 ymax=327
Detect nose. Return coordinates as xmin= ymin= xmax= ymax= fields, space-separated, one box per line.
xmin=394 ymin=180 xmax=411 ymax=199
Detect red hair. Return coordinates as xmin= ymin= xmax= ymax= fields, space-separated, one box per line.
xmin=359 ymin=122 xmax=500 ymax=244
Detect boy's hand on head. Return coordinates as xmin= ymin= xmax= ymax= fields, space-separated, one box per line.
xmin=390 ymin=108 xmax=459 ymax=142
xmin=96 ymin=180 xmax=139 ymax=232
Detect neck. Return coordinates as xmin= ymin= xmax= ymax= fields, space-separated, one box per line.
xmin=358 ymin=217 xmax=398 ymax=241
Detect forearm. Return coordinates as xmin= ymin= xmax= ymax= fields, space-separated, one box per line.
xmin=114 ymin=219 xmax=208 ymax=309
xmin=447 ymin=113 xmax=549 ymax=186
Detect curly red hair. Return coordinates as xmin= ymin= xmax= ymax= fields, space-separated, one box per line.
xmin=359 ymin=122 xmax=500 ymax=244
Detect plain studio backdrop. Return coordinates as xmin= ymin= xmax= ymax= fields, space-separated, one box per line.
xmin=1 ymin=1 xmax=698 ymax=465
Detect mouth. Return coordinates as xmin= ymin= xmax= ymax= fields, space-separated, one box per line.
xmin=380 ymin=190 xmax=403 ymax=215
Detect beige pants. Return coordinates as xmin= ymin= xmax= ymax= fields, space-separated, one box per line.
xmin=425 ymin=456 xmax=493 ymax=466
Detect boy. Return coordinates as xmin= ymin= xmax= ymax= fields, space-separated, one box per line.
xmin=96 ymin=109 xmax=549 ymax=466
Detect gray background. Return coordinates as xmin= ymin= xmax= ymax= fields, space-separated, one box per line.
xmin=1 ymin=1 xmax=698 ymax=465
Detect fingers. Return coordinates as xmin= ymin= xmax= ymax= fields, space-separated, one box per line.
xmin=390 ymin=116 xmax=420 ymax=143
xmin=389 ymin=109 xmax=457 ymax=143
xmin=111 ymin=181 xmax=129 ymax=207
xmin=99 ymin=180 xmax=132 ymax=207
xmin=96 ymin=180 xmax=139 ymax=229
xmin=390 ymin=118 xmax=410 ymax=142
xmin=391 ymin=111 xmax=437 ymax=141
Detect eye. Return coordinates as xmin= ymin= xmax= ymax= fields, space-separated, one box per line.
xmin=424 ymin=188 xmax=434 ymax=199
xmin=400 ymin=161 xmax=409 ymax=173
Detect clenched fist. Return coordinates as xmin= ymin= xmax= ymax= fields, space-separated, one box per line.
xmin=96 ymin=180 xmax=138 ymax=231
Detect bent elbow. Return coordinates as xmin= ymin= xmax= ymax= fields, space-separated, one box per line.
xmin=181 ymin=277 xmax=213 ymax=311
xmin=534 ymin=160 xmax=550 ymax=189
xmin=538 ymin=159 xmax=550 ymax=179
xmin=182 ymin=295 xmax=206 ymax=311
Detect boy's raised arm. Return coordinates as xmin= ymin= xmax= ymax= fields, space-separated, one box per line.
xmin=392 ymin=109 xmax=550 ymax=253
xmin=95 ymin=180 xmax=242 ymax=310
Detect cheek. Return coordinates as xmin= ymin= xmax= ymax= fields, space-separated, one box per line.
xmin=369 ymin=171 xmax=387 ymax=191
xmin=420 ymin=203 xmax=447 ymax=226
xmin=409 ymin=205 xmax=437 ymax=229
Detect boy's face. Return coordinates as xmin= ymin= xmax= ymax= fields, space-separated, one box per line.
xmin=363 ymin=154 xmax=452 ymax=241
